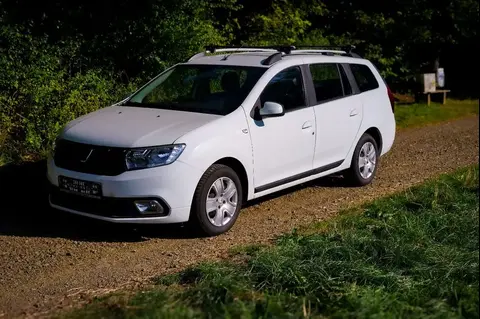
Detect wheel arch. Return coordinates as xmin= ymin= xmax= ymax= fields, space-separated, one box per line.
xmin=364 ymin=127 xmax=383 ymax=154
xmin=213 ymin=157 xmax=249 ymax=204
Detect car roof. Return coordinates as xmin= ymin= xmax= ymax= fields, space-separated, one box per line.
xmin=183 ymin=50 xmax=368 ymax=68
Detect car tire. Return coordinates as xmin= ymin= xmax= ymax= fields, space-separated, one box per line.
xmin=189 ymin=164 xmax=243 ymax=236
xmin=345 ymin=133 xmax=379 ymax=186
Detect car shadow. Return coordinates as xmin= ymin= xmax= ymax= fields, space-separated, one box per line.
xmin=0 ymin=161 xmax=352 ymax=242
xmin=0 ymin=161 xmax=196 ymax=242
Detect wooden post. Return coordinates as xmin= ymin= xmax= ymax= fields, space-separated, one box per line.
xmin=443 ymin=91 xmax=447 ymax=104
xmin=427 ymin=93 xmax=431 ymax=106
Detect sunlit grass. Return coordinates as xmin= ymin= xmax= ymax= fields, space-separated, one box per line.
xmin=61 ymin=165 xmax=479 ymax=319
xmin=395 ymin=99 xmax=479 ymax=129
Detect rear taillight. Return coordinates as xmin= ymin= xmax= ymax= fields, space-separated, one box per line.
xmin=387 ymin=86 xmax=395 ymax=113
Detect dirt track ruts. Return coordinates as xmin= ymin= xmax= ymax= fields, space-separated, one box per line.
xmin=0 ymin=116 xmax=478 ymax=318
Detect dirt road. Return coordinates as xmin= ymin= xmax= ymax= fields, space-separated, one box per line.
xmin=0 ymin=116 xmax=478 ymax=318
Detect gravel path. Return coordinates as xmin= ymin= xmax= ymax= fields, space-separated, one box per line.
xmin=0 ymin=116 xmax=478 ymax=318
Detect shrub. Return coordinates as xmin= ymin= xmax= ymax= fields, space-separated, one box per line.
xmin=0 ymin=26 xmax=137 ymax=162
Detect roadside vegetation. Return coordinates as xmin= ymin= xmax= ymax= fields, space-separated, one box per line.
xmin=395 ymin=99 xmax=479 ymax=129
xmin=60 ymin=165 xmax=479 ymax=319
xmin=0 ymin=0 xmax=478 ymax=164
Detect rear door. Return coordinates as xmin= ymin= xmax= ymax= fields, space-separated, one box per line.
xmin=306 ymin=63 xmax=363 ymax=169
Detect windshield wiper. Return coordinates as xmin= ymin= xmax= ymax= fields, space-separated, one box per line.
xmin=124 ymin=101 xmax=175 ymax=109
xmin=123 ymin=101 xmax=222 ymax=115
xmin=124 ymin=101 xmax=143 ymax=107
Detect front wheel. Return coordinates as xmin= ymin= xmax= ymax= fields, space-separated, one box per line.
xmin=189 ymin=164 xmax=243 ymax=236
xmin=345 ymin=133 xmax=379 ymax=186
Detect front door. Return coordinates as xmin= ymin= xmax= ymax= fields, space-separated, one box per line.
xmin=247 ymin=66 xmax=316 ymax=193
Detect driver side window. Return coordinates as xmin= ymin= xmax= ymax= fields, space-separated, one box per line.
xmin=260 ymin=66 xmax=306 ymax=112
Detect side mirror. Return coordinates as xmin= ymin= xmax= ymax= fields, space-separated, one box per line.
xmin=259 ymin=101 xmax=285 ymax=118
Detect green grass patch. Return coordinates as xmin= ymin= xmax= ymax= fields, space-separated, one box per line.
xmin=60 ymin=165 xmax=479 ymax=319
xmin=395 ymin=99 xmax=479 ymax=129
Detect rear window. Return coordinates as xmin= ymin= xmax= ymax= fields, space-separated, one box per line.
xmin=309 ymin=63 xmax=344 ymax=103
xmin=350 ymin=64 xmax=379 ymax=92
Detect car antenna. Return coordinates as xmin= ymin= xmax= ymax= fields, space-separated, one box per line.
xmin=221 ymin=44 xmax=244 ymax=61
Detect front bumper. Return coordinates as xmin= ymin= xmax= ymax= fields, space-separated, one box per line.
xmin=47 ymin=158 xmax=203 ymax=224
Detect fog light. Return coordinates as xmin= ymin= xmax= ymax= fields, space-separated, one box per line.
xmin=134 ymin=200 xmax=164 ymax=214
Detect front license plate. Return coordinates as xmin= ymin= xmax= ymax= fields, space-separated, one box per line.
xmin=58 ymin=176 xmax=103 ymax=199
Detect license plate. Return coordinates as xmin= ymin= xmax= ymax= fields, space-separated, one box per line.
xmin=58 ymin=176 xmax=103 ymax=199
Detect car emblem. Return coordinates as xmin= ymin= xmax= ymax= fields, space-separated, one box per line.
xmin=80 ymin=149 xmax=94 ymax=163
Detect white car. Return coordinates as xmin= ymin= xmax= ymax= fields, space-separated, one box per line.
xmin=47 ymin=45 xmax=396 ymax=236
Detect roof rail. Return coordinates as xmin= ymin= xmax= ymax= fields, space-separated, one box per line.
xmin=186 ymin=44 xmax=361 ymax=62
xmin=290 ymin=49 xmax=347 ymax=55
xmin=293 ymin=45 xmax=355 ymax=51
xmin=290 ymin=45 xmax=361 ymax=57
xmin=188 ymin=45 xmax=298 ymax=62
xmin=204 ymin=45 xmax=296 ymax=54
xmin=188 ymin=46 xmax=280 ymax=62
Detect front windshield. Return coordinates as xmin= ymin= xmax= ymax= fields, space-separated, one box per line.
xmin=127 ymin=64 xmax=267 ymax=115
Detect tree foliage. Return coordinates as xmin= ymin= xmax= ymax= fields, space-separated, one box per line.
xmin=0 ymin=0 xmax=477 ymax=161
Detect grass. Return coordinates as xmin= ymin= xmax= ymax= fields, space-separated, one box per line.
xmin=395 ymin=99 xmax=479 ymax=129
xmin=60 ymin=165 xmax=479 ymax=319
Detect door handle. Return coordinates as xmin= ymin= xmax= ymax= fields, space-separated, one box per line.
xmin=302 ymin=121 xmax=313 ymax=129
xmin=350 ymin=109 xmax=358 ymax=117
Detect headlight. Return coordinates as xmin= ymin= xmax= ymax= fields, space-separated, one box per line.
xmin=125 ymin=144 xmax=186 ymax=170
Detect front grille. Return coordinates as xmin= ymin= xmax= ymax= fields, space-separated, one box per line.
xmin=49 ymin=186 xmax=170 ymax=218
xmin=54 ymin=139 xmax=127 ymax=176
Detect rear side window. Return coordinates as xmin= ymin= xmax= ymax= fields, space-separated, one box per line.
xmin=309 ymin=63 xmax=344 ymax=103
xmin=350 ymin=64 xmax=379 ymax=92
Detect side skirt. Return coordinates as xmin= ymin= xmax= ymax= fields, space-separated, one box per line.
xmin=254 ymin=160 xmax=344 ymax=193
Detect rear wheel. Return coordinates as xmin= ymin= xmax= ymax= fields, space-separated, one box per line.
xmin=189 ymin=164 xmax=242 ymax=236
xmin=345 ymin=133 xmax=379 ymax=186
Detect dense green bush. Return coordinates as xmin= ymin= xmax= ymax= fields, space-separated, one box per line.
xmin=0 ymin=26 xmax=138 ymax=162
xmin=0 ymin=0 xmax=477 ymax=163
xmin=0 ymin=0 xmax=234 ymax=163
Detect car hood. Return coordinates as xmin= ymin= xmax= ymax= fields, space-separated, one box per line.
xmin=61 ymin=105 xmax=221 ymax=147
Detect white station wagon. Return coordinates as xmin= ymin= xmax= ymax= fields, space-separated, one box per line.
xmin=48 ymin=45 xmax=396 ymax=236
